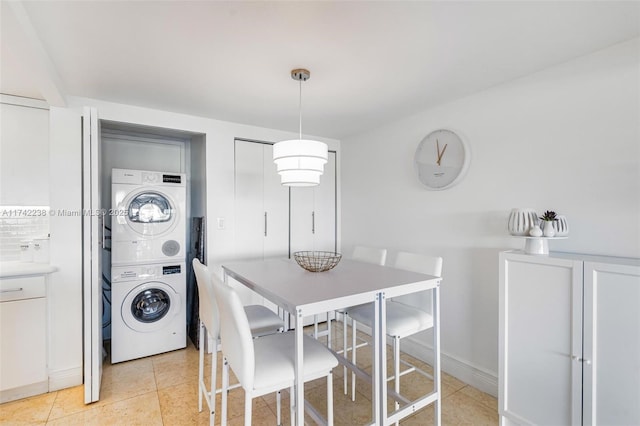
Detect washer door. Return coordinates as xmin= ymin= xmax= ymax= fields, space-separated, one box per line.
xmin=121 ymin=190 xmax=179 ymax=238
xmin=121 ymin=281 xmax=181 ymax=333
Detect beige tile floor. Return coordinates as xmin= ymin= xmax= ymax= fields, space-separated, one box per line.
xmin=0 ymin=324 xmax=498 ymax=425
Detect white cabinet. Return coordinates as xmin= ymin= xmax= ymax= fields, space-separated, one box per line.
xmin=0 ymin=276 xmax=48 ymax=403
xmin=290 ymin=151 xmax=337 ymax=254
xmin=0 ymin=98 xmax=50 ymax=205
xmin=499 ymin=251 xmax=640 ymax=426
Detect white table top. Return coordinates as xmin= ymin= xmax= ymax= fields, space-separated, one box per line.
xmin=222 ymin=258 xmax=440 ymax=317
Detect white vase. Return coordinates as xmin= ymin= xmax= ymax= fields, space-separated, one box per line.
xmin=553 ymin=215 xmax=569 ymax=236
xmin=542 ymin=220 xmax=556 ymax=237
xmin=529 ymin=225 xmax=543 ymax=237
xmin=508 ymin=208 xmax=538 ymax=236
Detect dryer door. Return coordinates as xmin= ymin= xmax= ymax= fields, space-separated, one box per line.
xmin=122 ymin=281 xmax=182 ymax=333
xmin=121 ymin=190 xmax=179 ymax=238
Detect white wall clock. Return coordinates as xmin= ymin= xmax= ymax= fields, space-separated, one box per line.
xmin=414 ymin=129 xmax=470 ymax=190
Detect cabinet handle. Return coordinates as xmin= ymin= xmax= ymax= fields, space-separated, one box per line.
xmin=1 ymin=288 xmax=24 ymax=293
xmin=572 ymin=355 xmax=592 ymax=365
xmin=101 ymin=211 xmax=105 ymax=249
xmin=264 ymin=212 xmax=268 ymax=237
xmin=312 ymin=211 xmax=315 ymax=234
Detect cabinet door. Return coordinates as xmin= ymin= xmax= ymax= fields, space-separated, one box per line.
xmin=583 ymin=261 xmax=640 ymax=425
xmin=0 ymin=297 xmax=47 ymax=393
xmin=290 ymin=153 xmax=336 ymax=254
xmin=499 ymin=253 xmax=583 ymax=426
xmin=0 ymin=102 xmax=49 ymax=205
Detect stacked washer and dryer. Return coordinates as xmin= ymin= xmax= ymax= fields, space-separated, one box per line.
xmin=110 ymin=168 xmax=187 ymax=363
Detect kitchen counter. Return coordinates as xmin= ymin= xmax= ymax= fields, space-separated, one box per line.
xmin=0 ymin=261 xmax=58 ymax=278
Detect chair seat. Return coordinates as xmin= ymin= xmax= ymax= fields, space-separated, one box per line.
xmin=347 ymin=300 xmax=433 ymax=337
xmin=244 ymin=305 xmax=284 ymax=337
xmin=253 ymin=332 xmax=338 ymax=392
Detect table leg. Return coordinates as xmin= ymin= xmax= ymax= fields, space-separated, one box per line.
xmin=373 ymin=292 xmax=387 ymax=425
xmin=295 ymin=309 xmax=304 ymax=426
xmin=433 ymin=284 xmax=441 ymax=426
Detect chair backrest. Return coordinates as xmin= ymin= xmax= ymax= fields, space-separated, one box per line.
xmin=352 ymin=245 xmax=387 ymax=266
xmin=192 ymin=258 xmax=220 ymax=339
xmin=211 ymin=273 xmax=255 ymax=390
xmin=394 ymin=251 xmax=443 ymax=277
xmin=393 ymin=252 xmax=443 ymax=309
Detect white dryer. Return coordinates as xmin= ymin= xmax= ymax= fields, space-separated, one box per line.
xmin=111 ymin=168 xmax=186 ymax=265
xmin=111 ymin=262 xmax=186 ymax=363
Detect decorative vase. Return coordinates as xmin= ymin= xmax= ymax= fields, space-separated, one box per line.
xmin=553 ymin=215 xmax=569 ymax=236
xmin=542 ymin=220 xmax=556 ymax=237
xmin=508 ymin=208 xmax=538 ymax=236
xmin=529 ymin=225 xmax=543 ymax=237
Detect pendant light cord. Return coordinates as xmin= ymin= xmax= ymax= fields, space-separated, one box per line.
xmin=298 ymin=79 xmax=303 ymax=140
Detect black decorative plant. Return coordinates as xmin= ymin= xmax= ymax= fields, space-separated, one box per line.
xmin=539 ymin=210 xmax=557 ymax=222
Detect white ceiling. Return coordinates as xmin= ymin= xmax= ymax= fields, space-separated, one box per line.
xmin=2 ymin=1 xmax=639 ymax=139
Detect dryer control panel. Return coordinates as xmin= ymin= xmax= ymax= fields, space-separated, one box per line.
xmin=111 ymin=262 xmax=185 ymax=282
xmin=112 ymin=168 xmax=186 ymax=187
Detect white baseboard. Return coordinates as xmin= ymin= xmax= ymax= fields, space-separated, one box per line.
xmin=0 ymin=381 xmax=48 ymax=404
xmin=401 ymin=335 xmax=498 ymax=398
xmin=48 ymin=366 xmax=82 ymax=391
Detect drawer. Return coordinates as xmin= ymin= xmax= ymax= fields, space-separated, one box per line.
xmin=0 ymin=276 xmax=46 ymax=302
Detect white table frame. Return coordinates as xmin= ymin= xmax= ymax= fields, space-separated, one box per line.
xmin=222 ymin=258 xmax=441 ymax=426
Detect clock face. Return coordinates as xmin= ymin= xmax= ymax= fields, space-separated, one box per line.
xmin=414 ymin=129 xmax=469 ymax=190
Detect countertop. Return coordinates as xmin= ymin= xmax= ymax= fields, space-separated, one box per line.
xmin=0 ymin=261 xmax=58 ymax=278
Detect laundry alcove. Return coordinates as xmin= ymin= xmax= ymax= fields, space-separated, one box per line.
xmin=97 ymin=120 xmax=206 ymax=352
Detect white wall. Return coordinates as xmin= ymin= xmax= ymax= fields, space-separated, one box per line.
xmin=340 ymin=38 xmax=640 ymax=395
xmin=47 ymin=97 xmax=340 ymax=388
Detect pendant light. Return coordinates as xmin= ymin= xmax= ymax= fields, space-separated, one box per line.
xmin=273 ymin=69 xmax=328 ymax=187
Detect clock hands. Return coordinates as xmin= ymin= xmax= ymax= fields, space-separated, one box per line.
xmin=436 ymin=139 xmax=448 ymax=166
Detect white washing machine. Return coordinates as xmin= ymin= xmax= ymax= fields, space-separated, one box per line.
xmin=111 ymin=262 xmax=186 ymax=363
xmin=111 ymin=168 xmax=186 ymax=265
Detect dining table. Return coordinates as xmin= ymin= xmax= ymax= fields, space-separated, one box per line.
xmin=222 ymin=257 xmax=442 ymax=426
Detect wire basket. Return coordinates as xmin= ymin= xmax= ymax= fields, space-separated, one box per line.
xmin=293 ymin=251 xmax=342 ymax=272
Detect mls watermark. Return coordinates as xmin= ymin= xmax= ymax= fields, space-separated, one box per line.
xmin=0 ymin=208 xmax=126 ymax=217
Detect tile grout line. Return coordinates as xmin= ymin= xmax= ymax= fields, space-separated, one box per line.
xmin=45 ymin=390 xmax=59 ymax=423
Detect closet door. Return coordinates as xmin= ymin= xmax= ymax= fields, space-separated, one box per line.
xmin=262 ymin=143 xmax=289 ymax=259
xmin=235 ymin=141 xmax=264 ymax=261
xmin=290 ymin=187 xmax=314 ymax=254
xmin=313 ymin=152 xmax=336 ymax=252
xmin=234 ymin=140 xmax=288 ymax=310
xmin=290 ymin=152 xmax=336 ymax=254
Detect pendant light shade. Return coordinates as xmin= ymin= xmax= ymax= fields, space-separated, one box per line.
xmin=273 ymin=69 xmax=328 ymax=187
xmin=273 ymin=139 xmax=328 ymax=172
xmin=279 ymin=170 xmax=321 ymax=187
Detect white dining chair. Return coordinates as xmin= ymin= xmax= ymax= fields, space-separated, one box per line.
xmin=192 ymin=258 xmax=285 ymax=426
xmin=338 ymin=246 xmax=387 ymax=398
xmin=212 ymin=272 xmax=339 ymax=426
xmin=346 ymin=251 xmax=443 ymax=415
